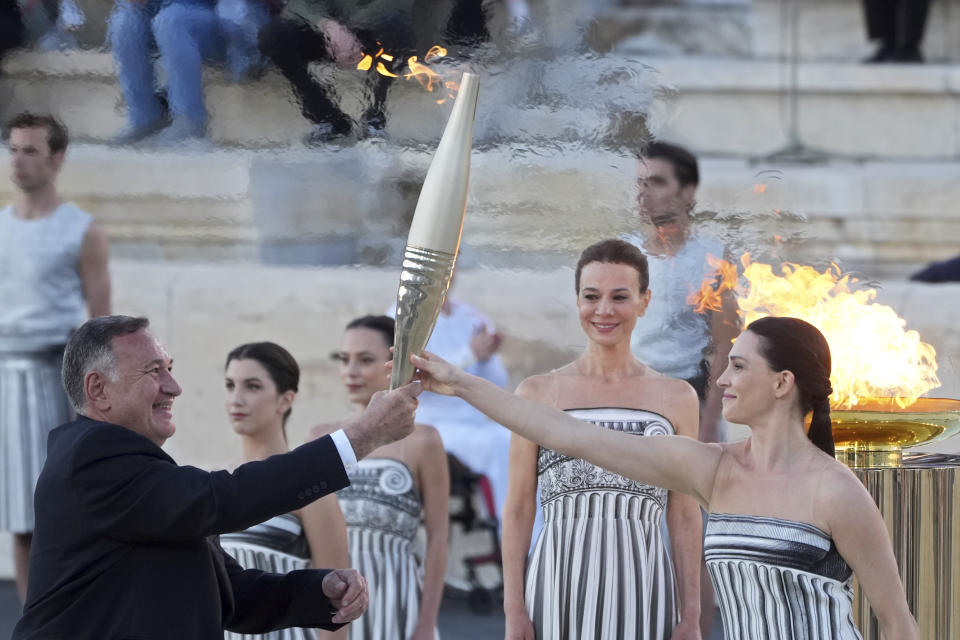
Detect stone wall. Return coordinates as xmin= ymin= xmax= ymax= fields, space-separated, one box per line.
xmin=1 ymin=261 xmax=958 ymax=579
xmin=85 ymin=261 xmax=960 ymax=469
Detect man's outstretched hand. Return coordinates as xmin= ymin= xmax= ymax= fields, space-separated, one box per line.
xmin=343 ymin=381 xmax=422 ymax=460
xmin=322 ymin=569 xmax=369 ymax=624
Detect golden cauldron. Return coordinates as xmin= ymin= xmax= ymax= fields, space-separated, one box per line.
xmin=830 ymin=397 xmax=960 ymax=468
xmin=828 ymin=398 xmax=960 ymax=638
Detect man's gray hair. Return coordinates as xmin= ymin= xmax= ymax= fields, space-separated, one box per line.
xmin=62 ymin=315 xmax=150 ymax=413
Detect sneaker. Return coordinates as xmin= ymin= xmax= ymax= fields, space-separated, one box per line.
xmin=892 ymin=45 xmax=924 ymax=63
xmin=148 ymin=118 xmax=207 ymax=148
xmin=111 ymin=116 xmax=171 ymax=146
xmin=863 ymin=43 xmax=896 ymax=63
xmin=35 ymin=28 xmax=79 ymax=51
xmin=361 ymin=113 xmax=387 ymax=140
xmin=303 ymin=121 xmax=351 ymax=147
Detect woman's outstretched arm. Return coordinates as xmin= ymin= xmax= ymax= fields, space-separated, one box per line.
xmin=411 ymin=352 xmax=723 ymax=507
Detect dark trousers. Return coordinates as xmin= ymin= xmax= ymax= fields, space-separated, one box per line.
xmin=258 ymin=11 xmax=415 ymax=128
xmin=0 ymin=6 xmax=24 ymax=64
xmin=862 ymin=0 xmax=932 ymax=47
xmin=446 ymin=0 xmax=489 ymax=47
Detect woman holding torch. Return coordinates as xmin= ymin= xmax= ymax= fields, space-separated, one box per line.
xmin=311 ymin=315 xmax=449 ymax=640
xmin=407 ymin=291 xmax=919 ymax=638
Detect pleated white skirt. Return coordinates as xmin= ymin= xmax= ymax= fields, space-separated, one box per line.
xmin=0 ymin=351 xmax=72 ymax=533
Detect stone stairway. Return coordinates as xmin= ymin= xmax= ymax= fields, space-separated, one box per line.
xmin=601 ymin=0 xmax=960 ymax=62
xmin=1 ymin=1 xmax=958 ymax=278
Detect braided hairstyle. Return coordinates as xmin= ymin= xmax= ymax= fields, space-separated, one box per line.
xmin=746 ymin=317 xmax=835 ymax=456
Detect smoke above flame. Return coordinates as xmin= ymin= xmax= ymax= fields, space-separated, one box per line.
xmin=689 ymin=254 xmax=940 ymax=409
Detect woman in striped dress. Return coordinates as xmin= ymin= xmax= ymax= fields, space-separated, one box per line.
xmin=410 ymin=312 xmax=921 ymax=640
xmin=311 ymin=315 xmax=449 ymax=640
xmin=501 ymin=240 xmax=704 ymax=640
xmin=219 ymin=342 xmax=350 ymax=640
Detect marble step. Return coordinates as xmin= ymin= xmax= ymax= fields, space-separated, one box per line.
xmin=2 ymin=143 xmax=957 ymax=279
xmin=750 ymin=0 xmax=960 ymax=64
xmin=6 ymin=51 xmax=960 ymax=161
xmin=0 ymin=49 xmax=659 ymax=149
xmin=603 ymin=0 xmax=959 ymax=63
xmin=591 ymin=0 xmax=753 ymax=57
xmin=646 ymin=58 xmax=960 ymax=159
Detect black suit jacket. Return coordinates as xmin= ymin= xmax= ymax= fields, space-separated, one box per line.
xmin=13 ymin=416 xmax=352 ymax=639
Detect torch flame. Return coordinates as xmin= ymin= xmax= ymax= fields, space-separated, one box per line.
xmin=375 ymin=61 xmax=398 ymax=77
xmin=424 ymin=45 xmax=447 ymax=62
xmin=355 ymin=44 xmax=459 ymax=103
xmin=689 ymin=255 xmax=940 ymax=409
xmin=405 ymin=56 xmax=445 ymax=92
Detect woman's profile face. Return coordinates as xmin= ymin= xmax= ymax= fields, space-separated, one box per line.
xmin=335 ymin=327 xmax=392 ymax=406
xmin=576 ymin=261 xmax=650 ymax=346
xmin=716 ymin=331 xmax=779 ymax=425
xmin=225 ymin=358 xmax=290 ymax=436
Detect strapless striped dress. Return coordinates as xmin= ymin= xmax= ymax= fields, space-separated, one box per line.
xmin=705 ymin=513 xmax=862 ymax=640
xmin=338 ymin=458 xmax=437 ymax=640
xmin=525 ymin=408 xmax=679 ymax=639
xmin=220 ymin=513 xmax=315 ymax=640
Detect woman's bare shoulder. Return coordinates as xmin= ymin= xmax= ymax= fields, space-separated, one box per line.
xmin=411 ymin=422 xmax=443 ymax=446
xmin=516 ymin=363 xmax=577 ymax=399
xmin=515 ymin=373 xmax=553 ymax=399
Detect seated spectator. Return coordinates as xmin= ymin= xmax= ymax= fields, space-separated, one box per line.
xmin=108 ymin=0 xmax=271 ymax=145
xmin=258 ymin=0 xmax=416 ymax=145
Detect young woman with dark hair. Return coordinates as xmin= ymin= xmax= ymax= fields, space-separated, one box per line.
xmin=310 ymin=316 xmax=449 ymax=640
xmin=501 ymin=238 xmax=704 ymax=640
xmin=408 ymin=315 xmax=919 ymax=640
xmin=220 ymin=342 xmax=350 ymax=640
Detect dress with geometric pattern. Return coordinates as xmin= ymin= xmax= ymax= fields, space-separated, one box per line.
xmin=524 ymin=408 xmax=679 ymax=639
xmin=221 ymin=512 xmax=315 ymax=640
xmin=337 ymin=458 xmax=437 ymax=640
xmin=705 ymin=512 xmax=862 ymax=640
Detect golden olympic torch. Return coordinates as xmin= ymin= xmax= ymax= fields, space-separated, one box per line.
xmin=390 ymin=71 xmax=480 ymax=389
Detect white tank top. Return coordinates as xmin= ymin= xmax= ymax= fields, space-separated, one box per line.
xmin=627 ymin=232 xmax=725 ymax=379
xmin=0 ymin=203 xmax=92 ymax=352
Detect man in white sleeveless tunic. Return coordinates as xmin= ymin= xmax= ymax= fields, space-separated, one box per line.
xmin=0 ymin=112 xmax=111 ymax=602
xmin=627 ymin=142 xmax=738 ymax=445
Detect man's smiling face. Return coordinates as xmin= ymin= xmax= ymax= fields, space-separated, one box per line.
xmin=99 ymin=329 xmax=182 ymax=446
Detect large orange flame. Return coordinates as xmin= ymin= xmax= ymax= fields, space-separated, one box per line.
xmin=690 ymin=254 xmax=940 ymax=409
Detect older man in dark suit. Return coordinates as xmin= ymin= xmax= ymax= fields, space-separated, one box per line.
xmin=13 ymin=314 xmax=421 ymax=639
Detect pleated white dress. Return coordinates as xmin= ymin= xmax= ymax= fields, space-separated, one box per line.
xmin=705 ymin=513 xmax=862 ymax=639
xmin=525 ymin=408 xmax=679 ymax=639
xmin=338 ymin=458 xmax=437 ymax=640
xmin=220 ymin=513 xmax=316 ymax=640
